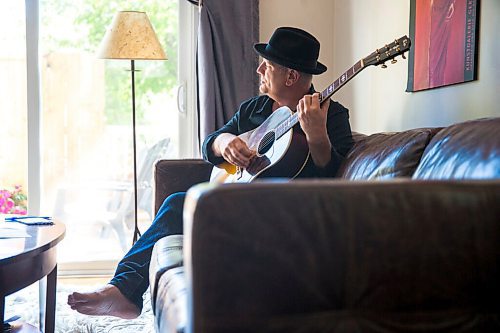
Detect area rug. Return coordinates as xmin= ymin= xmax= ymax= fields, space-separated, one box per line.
xmin=4 ymin=283 xmax=154 ymax=333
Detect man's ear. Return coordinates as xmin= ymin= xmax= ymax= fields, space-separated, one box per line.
xmin=285 ymin=69 xmax=300 ymax=86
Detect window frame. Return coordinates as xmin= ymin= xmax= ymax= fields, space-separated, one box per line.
xmin=26 ymin=0 xmax=42 ymax=216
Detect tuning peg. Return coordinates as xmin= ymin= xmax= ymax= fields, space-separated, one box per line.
xmin=381 ymin=63 xmax=387 ymax=68
xmin=402 ymin=53 xmax=406 ymax=60
xmin=391 ymin=58 xmax=397 ymax=64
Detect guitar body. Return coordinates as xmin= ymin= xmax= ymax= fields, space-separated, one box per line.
xmin=210 ymin=106 xmax=310 ymax=183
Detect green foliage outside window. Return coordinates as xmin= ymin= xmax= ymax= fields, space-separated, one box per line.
xmin=41 ymin=0 xmax=179 ymax=125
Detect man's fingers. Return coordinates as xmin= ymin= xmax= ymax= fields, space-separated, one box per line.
xmin=311 ymin=93 xmax=320 ymax=108
xmin=226 ymin=150 xmax=246 ymax=166
xmin=233 ymin=142 xmax=253 ymax=158
xmin=223 ymin=143 xmax=254 ymax=168
xmin=321 ymin=97 xmax=330 ymax=112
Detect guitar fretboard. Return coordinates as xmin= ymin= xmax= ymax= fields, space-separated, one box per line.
xmin=275 ymin=59 xmax=365 ymax=140
xmin=275 ymin=113 xmax=299 ymax=139
xmin=319 ymin=60 xmax=364 ymax=103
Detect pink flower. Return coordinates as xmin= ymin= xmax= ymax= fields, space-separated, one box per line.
xmin=0 ymin=186 xmax=27 ymax=214
xmin=12 ymin=207 xmax=27 ymax=215
xmin=6 ymin=200 xmax=14 ymax=209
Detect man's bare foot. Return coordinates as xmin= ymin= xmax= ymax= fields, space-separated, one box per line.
xmin=67 ymin=284 xmax=141 ymax=319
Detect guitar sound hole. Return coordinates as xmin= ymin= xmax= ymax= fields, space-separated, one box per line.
xmin=258 ymin=131 xmax=275 ymax=155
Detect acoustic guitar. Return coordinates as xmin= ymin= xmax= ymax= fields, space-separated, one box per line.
xmin=210 ymin=36 xmax=411 ymax=183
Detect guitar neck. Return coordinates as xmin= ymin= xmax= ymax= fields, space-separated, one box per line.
xmin=275 ymin=59 xmax=366 ymax=139
xmin=267 ymin=35 xmax=411 ymax=145
xmin=318 ymin=60 xmax=364 ymax=104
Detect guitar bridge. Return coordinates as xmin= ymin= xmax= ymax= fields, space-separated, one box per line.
xmin=236 ymin=167 xmax=243 ymax=180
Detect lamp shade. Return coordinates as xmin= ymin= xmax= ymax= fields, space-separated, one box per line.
xmin=97 ymin=11 xmax=167 ymax=60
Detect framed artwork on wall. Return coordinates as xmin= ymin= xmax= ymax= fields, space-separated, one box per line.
xmin=407 ymin=0 xmax=479 ymax=92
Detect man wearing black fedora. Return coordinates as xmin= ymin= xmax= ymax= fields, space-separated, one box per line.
xmin=205 ymin=26 xmax=353 ymax=177
xmin=68 ymin=26 xmax=353 ymax=319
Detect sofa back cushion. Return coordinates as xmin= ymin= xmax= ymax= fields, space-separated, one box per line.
xmin=337 ymin=128 xmax=439 ymax=179
xmin=413 ymin=117 xmax=500 ymax=179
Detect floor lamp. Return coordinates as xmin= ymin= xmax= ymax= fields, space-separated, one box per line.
xmin=97 ymin=11 xmax=167 ymax=245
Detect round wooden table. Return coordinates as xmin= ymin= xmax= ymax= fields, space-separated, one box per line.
xmin=0 ymin=221 xmax=65 ymax=333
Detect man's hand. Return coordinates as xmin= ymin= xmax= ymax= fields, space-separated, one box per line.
xmin=297 ymin=92 xmax=330 ymax=143
xmin=213 ymin=133 xmax=255 ymax=168
xmin=296 ymin=93 xmax=332 ymax=168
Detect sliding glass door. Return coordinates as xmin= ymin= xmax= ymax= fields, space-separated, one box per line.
xmin=1 ymin=0 xmax=198 ymax=273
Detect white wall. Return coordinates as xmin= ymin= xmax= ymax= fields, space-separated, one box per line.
xmin=260 ymin=0 xmax=500 ymax=134
xmin=259 ymin=0 xmax=335 ymax=95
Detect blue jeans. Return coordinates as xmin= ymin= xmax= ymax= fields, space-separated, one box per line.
xmin=109 ymin=192 xmax=186 ymax=311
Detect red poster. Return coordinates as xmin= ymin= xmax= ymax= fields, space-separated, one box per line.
xmin=407 ymin=0 xmax=479 ymax=91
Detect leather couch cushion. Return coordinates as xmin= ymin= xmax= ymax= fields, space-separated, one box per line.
xmin=185 ymin=181 xmax=500 ymax=332
xmin=413 ymin=117 xmax=500 ymax=179
xmin=337 ymin=128 xmax=439 ymax=179
xmin=155 ymin=266 xmax=187 ymax=333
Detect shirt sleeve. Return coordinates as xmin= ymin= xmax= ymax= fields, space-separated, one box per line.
xmin=202 ymin=96 xmax=268 ymax=166
xmin=201 ymin=112 xmax=240 ymax=166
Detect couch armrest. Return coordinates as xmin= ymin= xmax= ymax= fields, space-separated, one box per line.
xmin=183 ymin=180 xmax=500 ymax=333
xmin=154 ymin=159 xmax=212 ymax=214
xmin=149 ymin=235 xmax=183 ymax=314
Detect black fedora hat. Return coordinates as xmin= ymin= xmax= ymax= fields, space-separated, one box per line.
xmin=254 ymin=27 xmax=327 ymax=75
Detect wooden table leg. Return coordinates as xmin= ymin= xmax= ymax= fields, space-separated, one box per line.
xmin=44 ymin=265 xmax=57 ymax=333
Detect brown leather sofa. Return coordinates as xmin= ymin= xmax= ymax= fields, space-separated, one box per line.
xmin=149 ymin=117 xmax=500 ymax=333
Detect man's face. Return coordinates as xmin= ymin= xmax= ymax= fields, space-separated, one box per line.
xmin=256 ymin=59 xmax=288 ymax=99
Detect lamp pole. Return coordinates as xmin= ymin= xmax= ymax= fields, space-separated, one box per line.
xmin=131 ymin=59 xmax=141 ymax=244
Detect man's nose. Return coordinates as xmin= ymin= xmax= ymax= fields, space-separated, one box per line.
xmin=256 ymin=62 xmax=264 ymax=74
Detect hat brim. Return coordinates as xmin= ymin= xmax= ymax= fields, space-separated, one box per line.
xmin=254 ymin=43 xmax=327 ymax=75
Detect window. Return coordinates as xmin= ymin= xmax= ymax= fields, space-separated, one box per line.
xmin=1 ymin=0 xmax=198 ymax=274
xmin=0 ymin=2 xmax=28 ymax=216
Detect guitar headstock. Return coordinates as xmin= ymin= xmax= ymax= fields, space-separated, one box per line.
xmin=363 ymin=36 xmax=411 ymax=68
